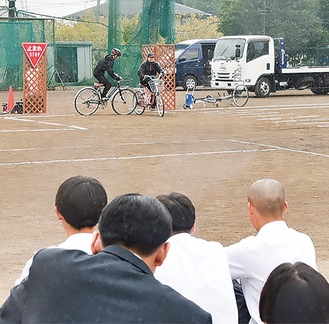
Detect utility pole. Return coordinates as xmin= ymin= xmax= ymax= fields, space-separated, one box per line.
xmin=262 ymin=0 xmax=266 ymax=34
xmin=96 ymin=0 xmax=100 ymax=22
xmin=8 ymin=0 xmax=16 ymax=17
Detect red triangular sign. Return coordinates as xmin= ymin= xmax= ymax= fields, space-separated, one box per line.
xmin=22 ymin=42 xmax=48 ymax=68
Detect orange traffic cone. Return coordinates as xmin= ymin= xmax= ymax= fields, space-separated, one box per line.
xmin=6 ymin=86 xmax=15 ymax=113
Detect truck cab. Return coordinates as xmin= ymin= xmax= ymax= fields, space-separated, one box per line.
xmin=175 ymin=39 xmax=217 ymax=90
xmin=211 ymin=35 xmax=276 ymax=97
xmin=211 ymin=35 xmax=329 ymax=97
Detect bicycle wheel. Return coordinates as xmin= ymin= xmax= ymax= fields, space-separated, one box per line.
xmin=134 ymin=90 xmax=146 ymax=115
xmin=74 ymin=87 xmax=101 ymax=115
xmin=156 ymin=93 xmax=165 ymax=117
xmin=232 ymin=84 xmax=249 ymax=107
xmin=111 ymin=88 xmax=136 ymax=115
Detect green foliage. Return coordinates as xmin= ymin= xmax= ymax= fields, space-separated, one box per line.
xmin=55 ymin=14 xmax=108 ymax=49
xmin=318 ymin=0 xmax=329 ymax=29
xmin=218 ymin=0 xmax=329 ymax=52
xmin=55 ymin=14 xmax=141 ymax=48
xmin=122 ymin=15 xmax=139 ymax=44
xmin=176 ymin=14 xmax=223 ymax=42
xmin=217 ymin=0 xmax=245 ymax=35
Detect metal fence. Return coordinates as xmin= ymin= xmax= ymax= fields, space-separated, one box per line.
xmin=0 ymin=18 xmax=55 ymax=91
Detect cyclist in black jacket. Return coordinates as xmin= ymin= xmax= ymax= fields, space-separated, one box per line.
xmin=93 ymin=48 xmax=123 ymax=100
xmin=138 ymin=52 xmax=164 ymax=109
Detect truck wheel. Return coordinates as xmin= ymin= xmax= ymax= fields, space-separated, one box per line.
xmin=183 ymin=76 xmax=197 ymax=91
xmin=295 ymin=76 xmax=314 ymax=90
xmin=254 ymin=77 xmax=271 ymax=97
xmin=311 ymin=87 xmax=329 ymax=95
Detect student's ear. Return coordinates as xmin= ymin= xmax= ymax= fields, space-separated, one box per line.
xmin=248 ymin=201 xmax=253 ymax=215
xmin=154 ymin=242 xmax=170 ymax=267
xmin=283 ymin=201 xmax=288 ymax=213
xmin=248 ymin=201 xmax=260 ymax=231
xmin=91 ymin=231 xmax=103 ymax=254
xmin=190 ymin=223 xmax=196 ymax=234
xmin=55 ymin=206 xmax=63 ymax=221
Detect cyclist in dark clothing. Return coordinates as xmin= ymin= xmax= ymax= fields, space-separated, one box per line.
xmin=137 ymin=52 xmax=164 ymax=108
xmin=93 ymin=48 xmax=122 ymax=100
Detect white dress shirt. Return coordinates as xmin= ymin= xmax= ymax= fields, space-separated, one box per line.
xmin=15 ymin=233 xmax=93 ymax=286
xmin=155 ymin=233 xmax=238 ymax=324
xmin=225 ymin=220 xmax=317 ymax=324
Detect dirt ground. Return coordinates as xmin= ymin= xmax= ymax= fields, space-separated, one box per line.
xmin=0 ymin=86 xmax=328 ymax=303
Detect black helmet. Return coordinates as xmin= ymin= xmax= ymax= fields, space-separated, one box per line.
xmin=111 ymin=48 xmax=122 ymax=56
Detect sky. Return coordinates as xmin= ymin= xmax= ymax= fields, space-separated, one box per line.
xmin=0 ymin=0 xmax=105 ymax=17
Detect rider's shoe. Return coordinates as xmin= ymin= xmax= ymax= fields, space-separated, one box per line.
xmin=101 ymin=97 xmax=109 ymax=102
xmin=150 ymin=104 xmax=156 ymax=111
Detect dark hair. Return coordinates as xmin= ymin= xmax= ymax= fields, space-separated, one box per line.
xmin=98 ymin=193 xmax=172 ymax=256
xmin=156 ymin=192 xmax=195 ymax=233
xmin=260 ymin=262 xmax=329 ymax=323
xmin=55 ymin=176 xmax=107 ymax=230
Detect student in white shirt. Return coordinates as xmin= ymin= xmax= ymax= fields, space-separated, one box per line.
xmin=15 ymin=175 xmax=107 ymax=285
xmin=225 ymin=178 xmax=317 ymax=324
xmin=155 ymin=192 xmax=238 ymax=324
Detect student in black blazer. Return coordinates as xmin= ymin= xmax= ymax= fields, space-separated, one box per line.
xmin=0 ymin=193 xmax=212 ymax=323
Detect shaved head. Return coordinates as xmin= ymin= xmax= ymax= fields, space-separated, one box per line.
xmin=248 ymin=178 xmax=286 ymax=218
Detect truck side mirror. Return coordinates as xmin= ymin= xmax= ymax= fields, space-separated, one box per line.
xmin=235 ymin=45 xmax=241 ymax=59
xmin=179 ymin=57 xmax=187 ymax=62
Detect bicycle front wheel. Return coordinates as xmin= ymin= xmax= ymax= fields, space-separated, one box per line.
xmin=74 ymin=87 xmax=101 ymax=115
xmin=232 ymin=85 xmax=249 ymax=107
xmin=156 ymin=93 xmax=165 ymax=117
xmin=111 ymin=88 xmax=136 ymax=115
xmin=134 ymin=90 xmax=146 ymax=115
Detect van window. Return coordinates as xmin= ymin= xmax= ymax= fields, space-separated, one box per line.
xmin=182 ymin=47 xmax=199 ymax=61
xmin=202 ymin=44 xmax=215 ymax=61
xmin=175 ymin=43 xmax=190 ymax=58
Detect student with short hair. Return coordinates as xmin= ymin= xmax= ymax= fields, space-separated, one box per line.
xmin=15 ymin=175 xmax=107 ymax=285
xmin=225 ymin=178 xmax=317 ymax=324
xmin=155 ymin=191 xmax=238 ymax=323
xmin=1 ymin=193 xmax=212 ymax=323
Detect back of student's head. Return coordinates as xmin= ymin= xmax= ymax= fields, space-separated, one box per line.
xmin=98 ymin=193 xmax=172 ymax=256
xmin=260 ymin=262 xmax=329 ymax=323
xmin=156 ymin=192 xmax=195 ymax=233
xmin=248 ymin=178 xmax=286 ymax=217
xmin=55 ymin=175 xmax=107 ymax=229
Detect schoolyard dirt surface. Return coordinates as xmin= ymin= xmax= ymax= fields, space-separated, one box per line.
xmin=0 ymin=86 xmax=328 ymax=302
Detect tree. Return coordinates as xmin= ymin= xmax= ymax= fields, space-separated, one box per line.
xmin=55 ymin=14 xmax=108 ymax=49
xmin=218 ymin=0 xmax=329 ymax=52
xmin=176 ymin=14 xmax=222 ymax=42
xmin=318 ymin=0 xmax=329 ymax=35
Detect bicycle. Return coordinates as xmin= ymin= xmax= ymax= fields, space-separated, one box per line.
xmin=47 ymin=66 xmax=66 ymax=91
xmin=134 ymin=77 xmax=165 ymax=117
xmin=74 ymin=78 xmax=136 ymax=116
xmin=184 ymin=84 xmax=249 ymax=109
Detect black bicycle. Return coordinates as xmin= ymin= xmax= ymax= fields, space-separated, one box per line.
xmin=74 ymin=78 xmax=136 ymax=116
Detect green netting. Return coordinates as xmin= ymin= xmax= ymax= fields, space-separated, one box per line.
xmin=0 ymin=18 xmax=55 ymax=90
xmin=108 ymin=0 xmax=175 ymax=87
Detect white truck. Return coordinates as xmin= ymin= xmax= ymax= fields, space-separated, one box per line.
xmin=211 ymin=35 xmax=329 ymax=97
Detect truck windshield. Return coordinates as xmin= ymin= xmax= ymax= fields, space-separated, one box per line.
xmin=213 ymin=38 xmax=246 ymax=60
